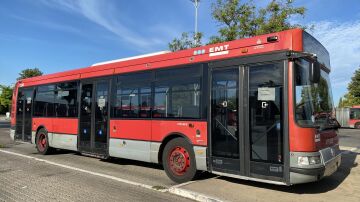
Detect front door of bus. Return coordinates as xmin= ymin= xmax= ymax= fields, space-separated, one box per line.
xmin=79 ymin=80 xmax=110 ymax=156
xmin=210 ymin=62 xmax=284 ymax=182
xmin=15 ymin=88 xmax=33 ymax=142
xmin=248 ymin=63 xmax=284 ymax=180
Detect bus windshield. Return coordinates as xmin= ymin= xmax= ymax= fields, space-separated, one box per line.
xmin=294 ymin=58 xmax=337 ymax=129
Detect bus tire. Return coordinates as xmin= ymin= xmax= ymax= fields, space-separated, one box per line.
xmin=355 ymin=123 xmax=360 ymax=129
xmin=36 ymin=128 xmax=53 ymax=155
xmin=162 ymin=137 xmax=197 ymax=183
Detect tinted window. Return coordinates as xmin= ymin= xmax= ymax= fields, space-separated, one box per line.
xmin=249 ymin=63 xmax=283 ymax=164
xmin=55 ymin=82 xmax=78 ymax=117
xmin=153 ymin=78 xmax=201 ymax=119
xmin=34 ymin=88 xmax=55 ymax=117
xmin=294 ymin=59 xmax=335 ymax=127
xmin=350 ymin=108 xmax=360 ymax=120
xmin=114 ymin=73 xmax=152 ymax=118
xmin=155 ymin=65 xmax=201 ymax=80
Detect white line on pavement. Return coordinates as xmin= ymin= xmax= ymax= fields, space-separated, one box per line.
xmin=0 ymin=149 xmax=222 ymax=202
xmin=0 ymin=149 xmax=155 ymax=190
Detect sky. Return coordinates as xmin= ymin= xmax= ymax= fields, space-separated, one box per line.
xmin=0 ymin=0 xmax=359 ymax=105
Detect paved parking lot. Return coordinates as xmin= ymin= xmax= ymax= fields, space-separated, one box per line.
xmin=0 ymin=120 xmax=359 ymax=202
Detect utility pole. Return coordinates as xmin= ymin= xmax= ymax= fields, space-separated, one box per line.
xmin=190 ymin=0 xmax=200 ymax=44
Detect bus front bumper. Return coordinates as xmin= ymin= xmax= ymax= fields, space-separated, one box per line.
xmin=289 ymin=145 xmax=342 ymax=184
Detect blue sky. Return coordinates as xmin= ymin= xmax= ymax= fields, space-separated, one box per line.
xmin=0 ymin=0 xmax=360 ymax=105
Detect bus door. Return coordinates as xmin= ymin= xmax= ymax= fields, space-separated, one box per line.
xmin=210 ymin=62 xmax=285 ymax=182
xmin=15 ymin=88 xmax=33 ymax=142
xmin=210 ymin=67 xmax=243 ymax=175
xmin=247 ymin=62 xmax=284 ymax=181
xmin=79 ymin=79 xmax=110 ymax=157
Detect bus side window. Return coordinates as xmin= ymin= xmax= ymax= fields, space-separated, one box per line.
xmin=114 ymin=72 xmax=152 ymax=119
xmin=350 ymin=111 xmax=354 ymax=119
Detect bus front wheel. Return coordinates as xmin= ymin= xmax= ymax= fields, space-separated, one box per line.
xmin=162 ymin=137 xmax=197 ymax=183
xmin=355 ymin=123 xmax=360 ymax=129
xmin=36 ymin=128 xmax=53 ymax=155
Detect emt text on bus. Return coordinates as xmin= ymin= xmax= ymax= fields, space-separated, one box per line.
xmin=10 ymin=29 xmax=341 ymax=185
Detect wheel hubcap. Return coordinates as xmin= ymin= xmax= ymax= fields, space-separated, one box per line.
xmin=168 ymin=146 xmax=190 ymax=176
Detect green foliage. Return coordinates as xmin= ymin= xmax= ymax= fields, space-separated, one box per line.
xmin=0 ymin=85 xmax=13 ymax=114
xmin=208 ymin=0 xmax=306 ymax=44
xmin=168 ymin=32 xmax=203 ymax=52
xmin=17 ymin=68 xmax=43 ymax=80
xmin=338 ymin=68 xmax=360 ymax=107
xmin=169 ymin=0 xmax=307 ymax=50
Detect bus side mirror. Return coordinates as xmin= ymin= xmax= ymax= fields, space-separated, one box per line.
xmin=309 ymin=62 xmax=320 ymax=83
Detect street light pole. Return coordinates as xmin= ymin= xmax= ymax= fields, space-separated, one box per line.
xmin=190 ymin=0 xmax=200 ymax=36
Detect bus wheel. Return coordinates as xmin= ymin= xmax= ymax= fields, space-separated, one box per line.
xmin=36 ymin=129 xmax=52 ymax=155
xmin=162 ymin=137 xmax=197 ymax=183
xmin=355 ymin=123 xmax=360 ymax=129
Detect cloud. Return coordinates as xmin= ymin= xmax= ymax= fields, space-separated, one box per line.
xmin=9 ymin=14 xmax=82 ymax=35
xmin=308 ymin=20 xmax=360 ymax=100
xmin=38 ymin=0 xmax=167 ymax=49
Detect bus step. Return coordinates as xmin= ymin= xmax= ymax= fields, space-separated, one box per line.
xmin=80 ymin=152 xmax=108 ymax=159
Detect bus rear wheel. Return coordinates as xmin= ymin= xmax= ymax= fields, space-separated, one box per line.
xmin=36 ymin=128 xmax=53 ymax=155
xmin=162 ymin=137 xmax=197 ymax=183
xmin=355 ymin=123 xmax=360 ymax=129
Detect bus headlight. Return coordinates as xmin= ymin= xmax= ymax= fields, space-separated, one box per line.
xmin=298 ymin=156 xmax=321 ymax=165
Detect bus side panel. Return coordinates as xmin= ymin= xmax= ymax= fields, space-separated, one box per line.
xmin=109 ymin=120 xmax=152 ymax=162
xmin=151 ymin=120 xmax=207 ymax=146
xmin=349 ymin=119 xmax=360 ymax=128
xmin=32 ymin=117 xmax=78 ymax=151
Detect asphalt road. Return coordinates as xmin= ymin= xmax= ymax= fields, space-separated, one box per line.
xmin=1 ymin=120 xmax=359 ymax=202
xmin=337 ymin=128 xmax=360 ymax=148
xmin=0 ymin=120 xmax=191 ymax=202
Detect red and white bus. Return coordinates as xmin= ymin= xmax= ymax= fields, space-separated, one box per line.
xmin=10 ymin=29 xmax=341 ymax=185
xmin=349 ymin=106 xmax=360 ymax=129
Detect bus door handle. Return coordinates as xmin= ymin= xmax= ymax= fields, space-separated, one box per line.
xmin=219 ymin=101 xmax=228 ymax=108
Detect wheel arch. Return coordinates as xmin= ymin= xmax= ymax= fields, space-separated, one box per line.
xmin=355 ymin=122 xmax=360 ymax=129
xmin=34 ymin=125 xmax=47 ymax=143
xmin=158 ymin=132 xmax=193 ymax=165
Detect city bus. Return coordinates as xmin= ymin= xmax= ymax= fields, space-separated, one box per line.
xmin=10 ymin=29 xmax=341 ymax=185
xmin=349 ymin=106 xmax=360 ymax=129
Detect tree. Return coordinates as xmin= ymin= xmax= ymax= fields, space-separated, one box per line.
xmin=17 ymin=68 xmax=43 ymax=80
xmin=168 ymin=32 xmax=203 ymax=52
xmin=0 ymin=85 xmax=13 ymax=114
xmin=209 ymin=0 xmax=306 ymax=44
xmin=169 ymin=0 xmax=306 ymax=50
xmin=339 ymin=68 xmax=360 ymax=107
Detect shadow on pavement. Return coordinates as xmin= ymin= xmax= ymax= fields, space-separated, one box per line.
xmin=101 ymin=156 xmax=164 ymax=170
xmin=0 ymin=121 xmax=10 ymax=129
xmin=219 ymin=150 xmax=358 ymax=194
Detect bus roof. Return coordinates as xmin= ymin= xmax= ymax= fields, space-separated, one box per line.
xmin=18 ymin=28 xmax=306 ymax=88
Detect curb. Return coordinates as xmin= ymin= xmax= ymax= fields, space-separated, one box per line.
xmin=340 ymin=146 xmax=359 ymax=154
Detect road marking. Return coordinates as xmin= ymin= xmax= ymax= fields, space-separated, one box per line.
xmin=0 ymin=149 xmax=157 ymax=190
xmin=0 ymin=149 xmax=223 ymax=202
